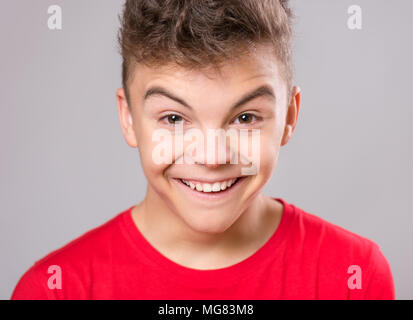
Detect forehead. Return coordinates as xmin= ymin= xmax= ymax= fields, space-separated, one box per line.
xmin=129 ymin=44 xmax=286 ymax=103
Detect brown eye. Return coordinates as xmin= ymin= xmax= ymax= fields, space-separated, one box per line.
xmin=236 ymin=113 xmax=255 ymax=124
xmin=166 ymin=114 xmax=183 ymax=124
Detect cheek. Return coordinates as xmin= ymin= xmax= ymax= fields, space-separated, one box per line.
xmin=258 ymin=126 xmax=283 ymax=176
xmin=135 ymin=122 xmax=171 ymax=179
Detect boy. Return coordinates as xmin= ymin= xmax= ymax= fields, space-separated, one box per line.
xmin=12 ymin=0 xmax=394 ymax=299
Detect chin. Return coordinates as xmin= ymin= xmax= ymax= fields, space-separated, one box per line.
xmin=179 ymin=208 xmax=238 ymax=234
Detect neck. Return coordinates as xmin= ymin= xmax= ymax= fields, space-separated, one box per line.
xmin=131 ymin=184 xmax=282 ymax=268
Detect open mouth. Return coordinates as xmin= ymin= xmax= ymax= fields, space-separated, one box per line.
xmin=179 ymin=177 xmax=242 ymax=193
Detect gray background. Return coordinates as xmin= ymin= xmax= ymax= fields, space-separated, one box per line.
xmin=0 ymin=0 xmax=412 ymax=299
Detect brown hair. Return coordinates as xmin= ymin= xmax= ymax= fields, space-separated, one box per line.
xmin=118 ymin=0 xmax=294 ymax=104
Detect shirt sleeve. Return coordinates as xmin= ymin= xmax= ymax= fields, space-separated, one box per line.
xmin=363 ymin=242 xmax=395 ymax=300
xmin=10 ymin=265 xmax=53 ymax=300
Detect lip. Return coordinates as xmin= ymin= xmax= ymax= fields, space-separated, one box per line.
xmin=171 ymin=176 xmax=248 ymax=201
xmin=179 ymin=177 xmax=239 ymax=184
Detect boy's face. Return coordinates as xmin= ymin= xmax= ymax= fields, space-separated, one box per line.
xmin=117 ymin=44 xmax=300 ymax=234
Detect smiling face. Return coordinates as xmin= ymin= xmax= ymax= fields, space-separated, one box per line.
xmin=117 ymin=44 xmax=300 ymax=234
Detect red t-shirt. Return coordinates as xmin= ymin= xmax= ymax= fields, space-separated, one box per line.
xmin=11 ymin=198 xmax=395 ymax=300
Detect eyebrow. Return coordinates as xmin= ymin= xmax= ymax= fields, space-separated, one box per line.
xmin=143 ymin=84 xmax=276 ymax=110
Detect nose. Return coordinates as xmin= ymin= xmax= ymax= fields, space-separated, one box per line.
xmin=192 ymin=129 xmax=235 ymax=167
xmin=203 ymin=162 xmax=221 ymax=169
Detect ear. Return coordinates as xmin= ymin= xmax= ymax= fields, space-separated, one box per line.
xmin=116 ymin=88 xmax=138 ymax=148
xmin=281 ymin=86 xmax=301 ymax=146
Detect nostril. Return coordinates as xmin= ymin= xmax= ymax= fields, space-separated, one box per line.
xmin=203 ymin=163 xmax=221 ymax=169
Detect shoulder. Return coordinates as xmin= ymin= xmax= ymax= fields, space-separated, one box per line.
xmin=11 ymin=207 xmax=133 ymax=299
xmin=280 ymin=199 xmax=376 ymax=255
xmin=35 ymin=209 xmax=128 ymax=267
xmin=283 ymin=199 xmax=395 ymax=299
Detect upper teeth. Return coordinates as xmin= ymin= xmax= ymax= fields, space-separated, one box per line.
xmin=181 ymin=178 xmax=238 ymax=192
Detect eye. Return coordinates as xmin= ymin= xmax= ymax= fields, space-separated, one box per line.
xmin=233 ymin=113 xmax=257 ymax=125
xmin=161 ymin=114 xmax=184 ymax=125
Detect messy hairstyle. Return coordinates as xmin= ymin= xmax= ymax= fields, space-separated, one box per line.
xmin=118 ymin=0 xmax=294 ymax=104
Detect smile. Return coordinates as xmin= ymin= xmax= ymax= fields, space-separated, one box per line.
xmin=171 ymin=175 xmax=248 ymax=201
xmin=180 ymin=178 xmax=240 ymax=193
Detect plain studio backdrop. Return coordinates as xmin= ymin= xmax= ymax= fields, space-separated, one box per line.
xmin=0 ymin=0 xmax=412 ymax=299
